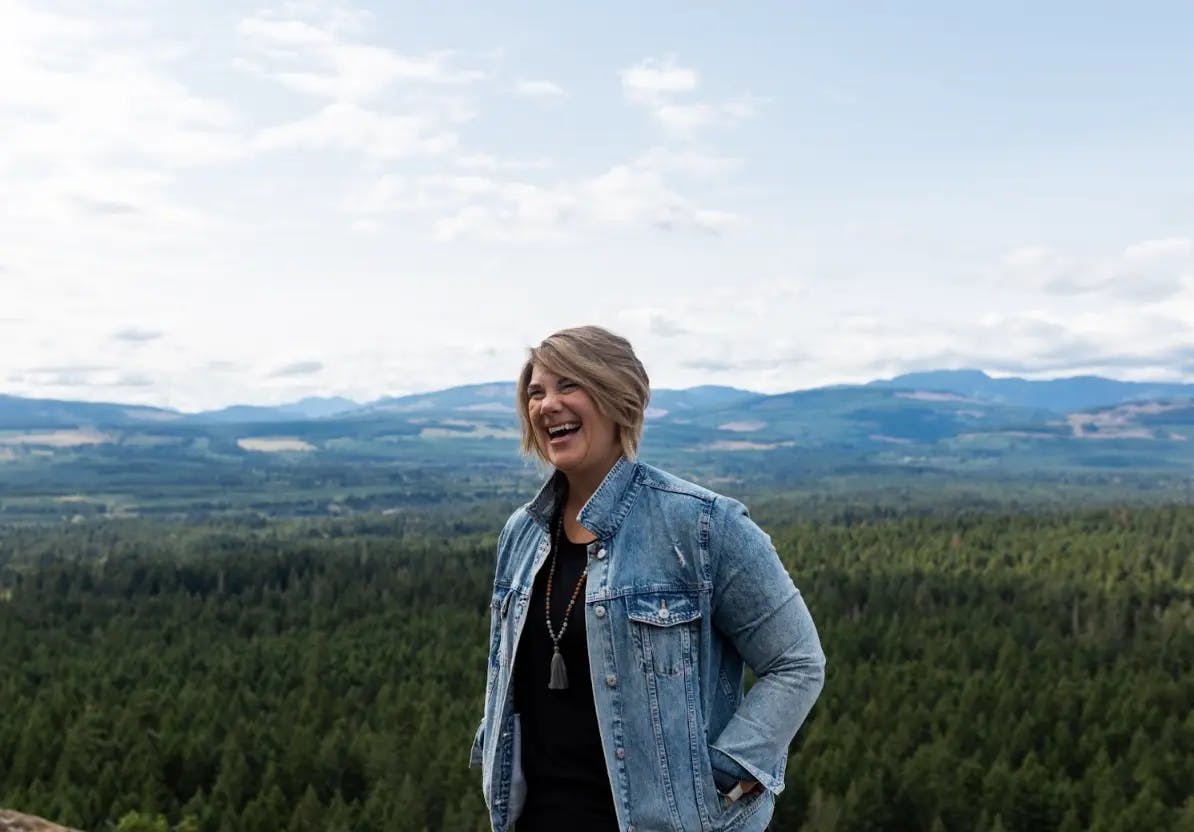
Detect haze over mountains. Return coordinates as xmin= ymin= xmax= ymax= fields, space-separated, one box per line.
xmin=3 ymin=369 xmax=1192 ymax=428
xmin=1 ymin=368 xmax=1191 ymax=468
xmin=1 ymin=368 xmax=1191 ymax=522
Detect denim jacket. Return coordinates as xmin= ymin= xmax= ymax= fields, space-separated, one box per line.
xmin=470 ymin=458 xmax=826 ymax=832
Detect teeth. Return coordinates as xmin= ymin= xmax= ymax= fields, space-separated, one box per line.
xmin=547 ymin=422 xmax=580 ymax=437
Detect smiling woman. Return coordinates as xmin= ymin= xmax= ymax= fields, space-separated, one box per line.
xmin=470 ymin=325 xmax=826 ymax=832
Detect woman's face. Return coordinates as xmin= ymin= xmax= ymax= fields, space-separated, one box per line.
xmin=526 ymin=364 xmax=621 ymax=481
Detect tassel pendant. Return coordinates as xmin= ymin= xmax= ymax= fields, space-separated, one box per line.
xmin=548 ymin=647 xmax=569 ymax=690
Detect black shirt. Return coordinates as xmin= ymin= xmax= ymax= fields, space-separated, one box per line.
xmin=512 ymin=525 xmax=618 ymax=831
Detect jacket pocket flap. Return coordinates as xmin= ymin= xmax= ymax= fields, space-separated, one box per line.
xmin=626 ymin=592 xmax=701 ymax=626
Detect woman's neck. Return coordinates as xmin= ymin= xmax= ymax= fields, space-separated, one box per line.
xmin=562 ymin=453 xmax=622 ymax=520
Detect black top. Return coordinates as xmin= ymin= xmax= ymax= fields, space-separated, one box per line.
xmin=512 ymin=522 xmax=618 ymax=831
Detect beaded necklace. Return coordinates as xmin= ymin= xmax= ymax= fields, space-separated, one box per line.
xmin=545 ymin=513 xmax=589 ymax=690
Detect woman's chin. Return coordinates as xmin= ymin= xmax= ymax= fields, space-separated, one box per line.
xmin=548 ymin=452 xmax=580 ymax=472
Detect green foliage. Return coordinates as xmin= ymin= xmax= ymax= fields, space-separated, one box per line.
xmin=1 ymin=503 xmax=1191 ymax=830
xmin=114 ymin=811 xmax=168 ymax=832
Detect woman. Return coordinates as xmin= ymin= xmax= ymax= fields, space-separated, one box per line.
xmin=471 ymin=326 xmax=825 ymax=832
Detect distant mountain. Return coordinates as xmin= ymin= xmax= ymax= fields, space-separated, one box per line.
xmin=2 ymin=373 xmax=1191 ymax=449
xmin=353 ymin=383 xmax=758 ymax=420
xmin=281 ymin=396 xmax=361 ymax=418
xmin=0 ymin=394 xmax=181 ymax=429
xmin=355 ymin=382 xmax=517 ymax=416
xmin=654 ymin=385 xmax=1061 ymax=448
xmin=868 ymin=370 xmax=1194 ymax=413
xmin=648 ymin=386 xmax=759 ymax=417
xmin=191 ymin=396 xmax=359 ymax=423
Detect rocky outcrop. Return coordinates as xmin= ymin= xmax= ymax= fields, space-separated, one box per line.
xmin=0 ymin=810 xmax=82 ymax=832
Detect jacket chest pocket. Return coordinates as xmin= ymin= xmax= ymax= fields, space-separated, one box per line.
xmin=626 ymin=591 xmax=702 ymax=676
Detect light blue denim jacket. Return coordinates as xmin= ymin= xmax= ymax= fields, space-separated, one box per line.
xmin=470 ymin=458 xmax=826 ymax=832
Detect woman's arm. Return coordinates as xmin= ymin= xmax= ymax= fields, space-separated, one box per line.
xmin=707 ymin=496 xmax=826 ymax=796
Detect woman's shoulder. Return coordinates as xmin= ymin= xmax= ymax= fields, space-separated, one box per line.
xmin=499 ymin=504 xmax=535 ymax=541
xmin=636 ymin=461 xmax=759 ymax=539
xmin=636 ymin=460 xmax=732 ymax=505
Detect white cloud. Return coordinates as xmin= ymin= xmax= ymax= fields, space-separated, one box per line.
xmin=0 ymin=0 xmax=247 ymax=320
xmin=342 ymin=150 xmax=743 ymax=242
xmin=723 ymin=95 xmax=763 ymax=120
xmin=420 ymin=165 xmax=741 ymax=241
xmin=658 ymin=299 xmax=1194 ymax=391
xmin=512 ymin=79 xmax=566 ymax=99
xmin=619 ymin=55 xmax=756 ymax=137
xmin=275 ymin=0 xmax=374 ymax=34
xmin=112 ymin=328 xmax=164 ymax=344
xmin=1122 ymin=236 xmax=1193 ymax=262
xmin=341 ymin=174 xmax=411 ymax=215
xmin=602 ymin=259 xmax=1194 ymax=392
xmin=238 ymin=15 xmax=486 ymax=102
xmin=238 ymin=16 xmax=746 ymax=236
xmin=1000 ymin=237 xmax=1193 ymax=300
xmin=581 ymin=164 xmax=740 ymax=232
xmin=850 ymin=308 xmax=1194 ymax=381
xmin=253 ymin=102 xmax=459 ymax=158
xmin=621 ymin=56 xmax=699 ymax=104
xmin=30 ymin=2 xmax=1192 ymax=409
xmin=454 ymin=153 xmax=553 ymax=172
xmin=636 ymin=147 xmax=743 ymax=177
xmin=238 ymin=7 xmax=485 ymax=162
xmin=618 ymin=308 xmax=692 ymax=338
xmin=1 ymin=8 xmax=242 ymax=171
xmin=1000 ymin=245 xmax=1079 ymax=290
xmin=654 ymin=103 xmax=718 ymax=134
xmin=268 ymin=360 xmax=325 ymax=377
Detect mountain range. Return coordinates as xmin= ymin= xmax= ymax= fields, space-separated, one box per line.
xmin=3 ymin=369 xmax=1192 ymax=429
xmin=1 ymin=369 xmax=1191 ymax=520
xmin=4 ymin=370 xmax=1189 ymax=434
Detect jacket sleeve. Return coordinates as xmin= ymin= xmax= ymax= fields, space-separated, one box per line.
xmin=469 ymin=512 xmax=517 ymax=769
xmin=707 ymin=496 xmax=826 ymax=795
xmin=469 ymin=719 xmax=485 ymax=769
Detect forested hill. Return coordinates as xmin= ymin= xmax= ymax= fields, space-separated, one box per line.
xmin=1 ymin=504 xmax=1192 ymax=831
xmin=869 ymin=369 xmax=1194 ymax=411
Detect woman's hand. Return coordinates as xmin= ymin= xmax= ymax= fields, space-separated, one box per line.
xmin=721 ymin=779 xmax=760 ymax=805
xmin=713 ymin=766 xmax=760 ymax=805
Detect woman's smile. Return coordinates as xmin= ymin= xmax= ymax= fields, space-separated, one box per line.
xmin=546 ymin=421 xmax=582 ymax=443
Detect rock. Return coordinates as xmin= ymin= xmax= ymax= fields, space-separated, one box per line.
xmin=0 ymin=810 xmax=82 ymax=832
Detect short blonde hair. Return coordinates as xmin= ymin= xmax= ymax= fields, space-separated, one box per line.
xmin=517 ymin=325 xmax=651 ymax=463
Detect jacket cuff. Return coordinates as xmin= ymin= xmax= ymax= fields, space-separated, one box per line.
xmin=709 ymin=748 xmax=752 ymax=783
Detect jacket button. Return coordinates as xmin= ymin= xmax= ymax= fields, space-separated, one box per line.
xmin=594 ymin=605 xmax=606 ymax=618
xmin=596 ymin=548 xmax=607 ymax=559
xmin=606 ymin=674 xmax=618 ymax=687
xmin=616 ymin=747 xmax=626 ymax=760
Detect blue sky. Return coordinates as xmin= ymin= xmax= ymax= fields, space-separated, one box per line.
xmin=2 ymin=0 xmax=1192 ymax=410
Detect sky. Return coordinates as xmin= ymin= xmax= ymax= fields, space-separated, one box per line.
xmin=3 ymin=0 xmax=1194 ymax=412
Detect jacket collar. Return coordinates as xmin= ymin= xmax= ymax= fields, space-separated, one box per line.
xmin=526 ymin=456 xmax=642 ymax=541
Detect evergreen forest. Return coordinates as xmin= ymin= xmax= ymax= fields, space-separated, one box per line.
xmin=1 ymin=501 xmax=1192 ymax=831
